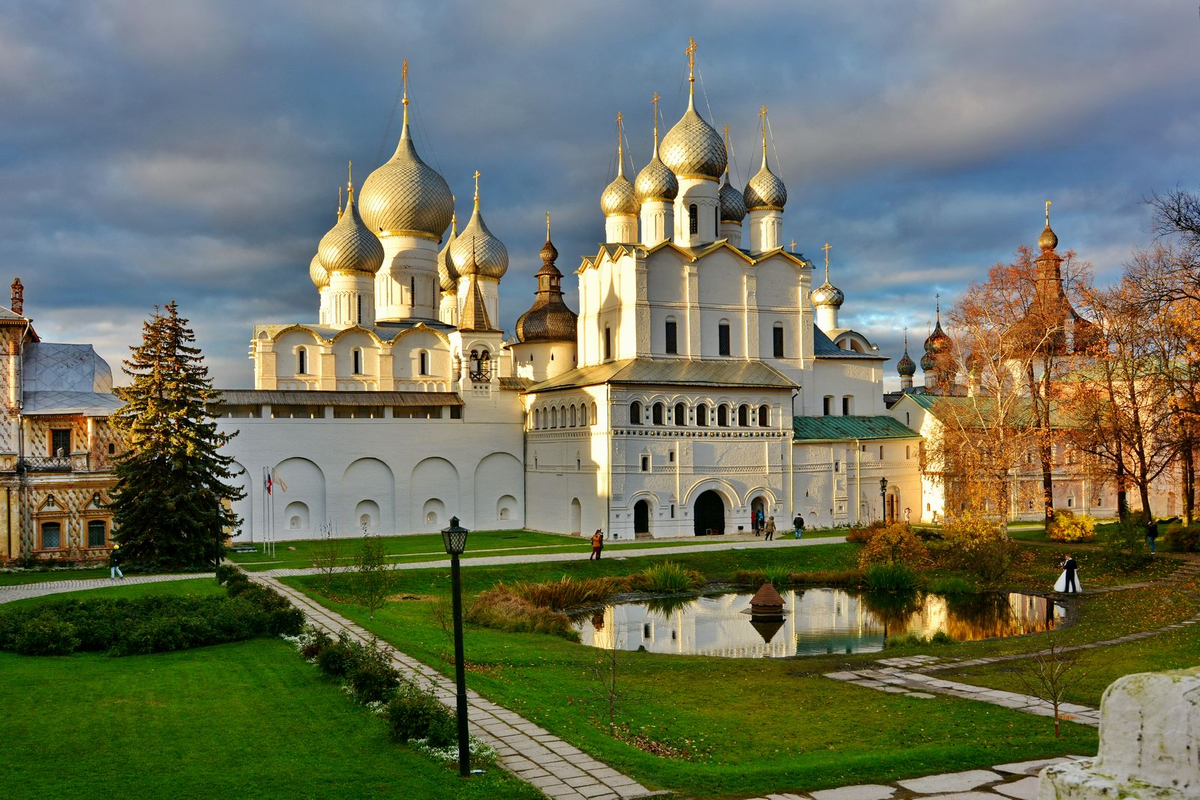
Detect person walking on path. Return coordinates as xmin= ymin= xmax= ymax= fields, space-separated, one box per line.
xmin=792 ymin=513 xmax=805 ymax=539
xmin=109 ymin=543 xmax=125 ymax=581
xmin=763 ymin=516 xmax=776 ymax=541
xmin=1146 ymin=518 xmax=1159 ymax=555
xmin=589 ymin=529 xmax=604 ymax=561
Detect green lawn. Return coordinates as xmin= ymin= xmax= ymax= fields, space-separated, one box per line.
xmin=286 ymin=544 xmax=1100 ymax=799
xmin=227 ymin=529 xmax=845 ymax=572
xmin=0 ymin=582 xmax=538 ymax=800
xmin=0 ymin=567 xmax=114 ymax=586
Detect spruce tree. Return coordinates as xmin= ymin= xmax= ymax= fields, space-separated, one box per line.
xmin=109 ymin=302 xmax=244 ymax=569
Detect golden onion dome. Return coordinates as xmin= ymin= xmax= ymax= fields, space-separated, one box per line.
xmin=601 ymin=174 xmax=638 ymax=216
xmin=359 ymin=74 xmax=453 ymax=240
xmin=318 ymin=180 xmax=384 ymax=276
xmin=811 ymin=281 xmax=844 ymax=308
xmin=635 ymin=100 xmax=678 ymax=202
xmin=1038 ymin=200 xmax=1059 ymax=251
xmin=661 ymin=93 xmax=727 ymax=179
xmin=719 ymin=173 xmax=747 ymax=222
xmin=437 ymin=215 xmax=458 ymax=292
xmin=450 ymin=179 xmax=508 ymax=280
xmin=516 ymin=231 xmax=578 ymax=344
xmin=924 ymin=304 xmax=951 ymax=354
xmin=897 ymin=334 xmax=916 ymax=377
xmin=309 ymin=253 xmax=328 ymax=289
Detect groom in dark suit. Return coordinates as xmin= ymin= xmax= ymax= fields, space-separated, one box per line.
xmin=1061 ymin=554 xmax=1078 ymax=593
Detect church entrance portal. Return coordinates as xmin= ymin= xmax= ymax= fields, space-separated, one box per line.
xmin=750 ymin=495 xmax=766 ymax=532
xmin=634 ymin=500 xmax=650 ymax=535
xmin=694 ymin=490 xmax=725 ymax=536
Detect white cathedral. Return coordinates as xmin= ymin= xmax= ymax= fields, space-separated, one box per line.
xmin=217 ymin=48 xmax=924 ymax=542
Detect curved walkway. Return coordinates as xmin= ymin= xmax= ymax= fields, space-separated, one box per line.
xmin=0 ymin=535 xmax=843 ymax=604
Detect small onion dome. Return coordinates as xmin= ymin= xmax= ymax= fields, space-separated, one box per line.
xmin=920 ymin=351 xmax=936 ymax=372
xmin=601 ymin=173 xmax=638 ymax=216
xmin=635 ymin=132 xmax=679 ymax=202
xmin=515 ymin=236 xmax=578 ymax=343
xmin=450 ymin=194 xmax=509 ymax=280
xmin=1038 ymin=222 xmax=1058 ymax=251
xmin=318 ymin=191 xmax=384 ymax=275
xmin=309 ymin=253 xmax=328 ymax=289
xmin=897 ymin=348 xmax=916 ymax=378
xmin=811 ymin=280 xmax=845 ymax=309
xmin=437 ymin=220 xmax=458 ymax=292
xmin=924 ymin=318 xmax=951 ymax=354
xmin=661 ymin=93 xmax=727 ymax=179
xmin=719 ymin=172 xmax=747 ymax=222
xmin=744 ymin=152 xmax=787 ymax=211
xmin=359 ymin=116 xmax=454 ymax=240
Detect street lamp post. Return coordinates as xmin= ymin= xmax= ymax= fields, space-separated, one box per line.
xmin=879 ymin=477 xmax=889 ymax=524
xmin=441 ymin=516 xmax=471 ymax=778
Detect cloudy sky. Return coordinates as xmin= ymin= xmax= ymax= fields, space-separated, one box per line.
xmin=3 ymin=0 xmax=1198 ymax=389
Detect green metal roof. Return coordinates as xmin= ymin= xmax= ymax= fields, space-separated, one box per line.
xmin=898 ymin=393 xmax=1084 ymax=429
xmin=526 ymin=358 xmax=797 ymax=393
xmin=792 ymin=415 xmax=920 ymax=442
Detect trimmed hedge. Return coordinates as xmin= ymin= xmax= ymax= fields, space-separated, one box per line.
xmin=0 ymin=569 xmax=303 ymax=656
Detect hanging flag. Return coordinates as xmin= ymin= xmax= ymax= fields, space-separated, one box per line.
xmin=267 ymin=469 xmax=273 ymax=496
xmin=277 ymin=472 xmax=288 ymax=492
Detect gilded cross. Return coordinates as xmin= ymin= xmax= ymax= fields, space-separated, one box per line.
xmin=402 ymin=59 xmax=409 ymax=105
xmin=822 ymin=242 xmax=832 ymax=281
xmin=651 ymin=91 xmax=660 ymax=139
xmin=789 ymin=239 xmax=796 ymax=253
xmin=347 ymin=160 xmax=354 ymax=200
xmin=686 ymin=37 xmax=696 ymax=81
xmin=1045 ymin=199 xmax=1052 ymax=225
xmin=473 ymin=170 xmax=480 ymax=198
xmin=546 ymin=211 xmax=551 ymax=240
xmin=337 ymin=186 xmax=342 ymax=219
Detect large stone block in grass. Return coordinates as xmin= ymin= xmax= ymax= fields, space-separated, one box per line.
xmin=1039 ymin=667 xmax=1199 ymax=799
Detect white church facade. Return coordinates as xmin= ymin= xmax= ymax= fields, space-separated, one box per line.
xmin=215 ymin=48 xmax=924 ymax=543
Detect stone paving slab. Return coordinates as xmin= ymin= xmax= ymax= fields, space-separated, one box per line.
xmin=809 ymin=784 xmax=896 ymax=799
xmin=991 ymin=776 xmax=1039 ymax=800
xmin=897 ymin=769 xmax=1002 ymax=794
xmin=251 ymin=575 xmax=658 ymax=800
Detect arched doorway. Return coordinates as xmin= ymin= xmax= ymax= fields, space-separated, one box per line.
xmin=693 ymin=490 xmax=725 ymax=536
xmin=750 ymin=495 xmax=766 ymax=532
xmin=569 ymin=498 xmax=582 ymax=534
xmin=634 ymin=499 xmax=650 ymax=535
xmin=886 ymin=490 xmax=899 ymax=525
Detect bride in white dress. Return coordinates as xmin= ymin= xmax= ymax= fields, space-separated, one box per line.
xmin=1053 ymin=556 xmax=1082 ymax=593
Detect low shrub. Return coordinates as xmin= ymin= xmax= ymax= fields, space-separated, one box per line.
xmin=636 ymin=562 xmax=705 ymax=593
xmin=732 ymin=569 xmax=767 ymax=586
xmin=763 ymin=564 xmax=793 ymax=587
xmin=15 ymin=614 xmax=79 ymax=656
xmin=214 ymin=563 xmax=239 ymax=585
xmin=846 ymin=521 xmax=885 ymax=544
xmin=268 ymin=607 xmax=306 ymax=637
xmin=935 ymin=513 xmax=1020 ymax=584
xmin=1046 ymin=509 xmax=1096 ymax=542
xmin=297 ymin=627 xmax=333 ymax=661
xmin=465 ymin=588 xmax=577 ymax=639
xmin=1102 ymin=516 xmax=1153 ymax=573
xmin=385 ymin=684 xmax=456 ymax=747
xmin=346 ymin=639 xmax=401 ymax=704
xmin=1162 ymin=525 xmax=1200 ymax=553
xmin=857 ymin=523 xmax=928 ymax=569
xmin=863 ymin=563 xmax=919 ymax=593
xmin=315 ymin=633 xmax=359 ymax=678
xmin=927 ymin=576 xmax=977 ymax=595
xmin=794 ymin=569 xmax=864 ymax=586
xmin=509 ymin=576 xmax=619 ymax=611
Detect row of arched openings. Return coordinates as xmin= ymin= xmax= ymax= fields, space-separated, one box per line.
xmin=630 ymin=401 xmax=771 ymax=428
xmin=530 ymin=401 xmax=598 ymax=431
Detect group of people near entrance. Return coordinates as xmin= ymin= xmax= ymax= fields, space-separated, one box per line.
xmin=751 ymin=510 xmax=806 ymax=541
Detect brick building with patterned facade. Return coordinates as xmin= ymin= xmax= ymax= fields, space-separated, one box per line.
xmin=0 ymin=279 xmax=121 ymax=562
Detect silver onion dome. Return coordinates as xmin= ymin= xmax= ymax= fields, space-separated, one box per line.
xmin=661 ymin=93 xmax=726 ymax=179
xmin=719 ymin=173 xmax=747 ymax=222
xmin=744 ymin=157 xmax=787 ymax=210
xmin=635 ymin=157 xmax=678 ymax=202
xmin=359 ymin=117 xmax=454 ymax=240
xmin=309 ymin=253 xmax=329 ymax=289
xmin=601 ymin=174 xmax=638 ymax=216
xmin=811 ymin=281 xmax=845 ymax=309
xmin=318 ymin=192 xmax=384 ymax=275
xmin=451 ymin=197 xmax=509 ymax=280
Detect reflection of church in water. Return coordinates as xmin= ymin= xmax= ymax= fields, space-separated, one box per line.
xmin=576 ymin=589 xmax=1064 ymax=659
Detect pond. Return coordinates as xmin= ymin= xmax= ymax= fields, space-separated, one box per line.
xmin=573 ymin=588 xmax=1066 ymax=658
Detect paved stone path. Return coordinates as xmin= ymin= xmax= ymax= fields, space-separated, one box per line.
xmin=0 ymin=572 xmax=215 ymax=604
xmin=252 ymin=575 xmax=662 ymax=800
xmin=743 ymin=755 xmax=1090 ymax=800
